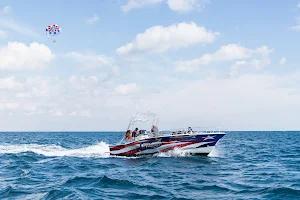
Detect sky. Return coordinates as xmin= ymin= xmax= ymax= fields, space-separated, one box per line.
xmin=0 ymin=0 xmax=300 ymax=131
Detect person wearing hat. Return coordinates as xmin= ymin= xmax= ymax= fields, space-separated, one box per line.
xmin=151 ymin=125 xmax=159 ymax=137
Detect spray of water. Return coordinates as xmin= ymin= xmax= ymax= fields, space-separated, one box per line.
xmin=208 ymin=145 xmax=224 ymax=158
xmin=155 ymin=148 xmax=192 ymax=157
xmin=0 ymin=142 xmax=223 ymax=158
xmin=0 ymin=142 xmax=110 ymax=158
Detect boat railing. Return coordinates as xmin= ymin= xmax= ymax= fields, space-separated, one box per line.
xmin=117 ymin=126 xmax=223 ymax=144
xmin=159 ymin=126 xmax=223 ymax=135
xmin=118 ymin=110 xmax=223 ymax=144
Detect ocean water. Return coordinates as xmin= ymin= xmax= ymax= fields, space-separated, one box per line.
xmin=0 ymin=131 xmax=299 ymax=200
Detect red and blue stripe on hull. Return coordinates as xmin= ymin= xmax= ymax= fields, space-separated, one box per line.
xmin=109 ymin=133 xmax=225 ymax=157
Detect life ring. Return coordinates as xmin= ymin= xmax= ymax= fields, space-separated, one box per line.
xmin=125 ymin=130 xmax=132 ymax=140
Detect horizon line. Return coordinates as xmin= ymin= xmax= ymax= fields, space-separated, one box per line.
xmin=0 ymin=130 xmax=299 ymax=133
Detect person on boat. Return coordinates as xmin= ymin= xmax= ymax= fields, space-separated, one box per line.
xmin=187 ymin=127 xmax=193 ymax=134
xmin=125 ymin=130 xmax=132 ymax=140
xmin=132 ymin=128 xmax=138 ymax=138
xmin=151 ymin=125 xmax=159 ymax=137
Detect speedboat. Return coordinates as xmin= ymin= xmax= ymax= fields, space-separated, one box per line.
xmin=109 ymin=112 xmax=226 ymax=157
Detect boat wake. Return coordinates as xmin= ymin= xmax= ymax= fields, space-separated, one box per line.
xmin=0 ymin=142 xmax=223 ymax=158
xmin=0 ymin=142 xmax=110 ymax=158
xmin=155 ymin=146 xmax=223 ymax=158
xmin=207 ymin=145 xmax=224 ymax=158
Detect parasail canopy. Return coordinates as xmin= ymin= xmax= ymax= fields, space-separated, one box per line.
xmin=45 ymin=24 xmax=61 ymax=42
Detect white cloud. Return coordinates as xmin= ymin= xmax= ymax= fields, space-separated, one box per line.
xmin=70 ymin=110 xmax=92 ymax=118
xmin=121 ymin=0 xmax=209 ymax=13
xmin=297 ymin=3 xmax=300 ymax=8
xmin=1 ymin=6 xmax=11 ymax=15
xmin=230 ymin=57 xmax=271 ymax=77
xmin=70 ymin=111 xmax=77 ymax=116
xmin=22 ymin=104 xmax=44 ymax=116
xmin=67 ymin=52 xmax=113 ymax=69
xmin=0 ymin=75 xmax=110 ymax=123
xmin=280 ymin=57 xmax=286 ymax=65
xmin=290 ymin=25 xmax=300 ymax=31
xmin=252 ymin=46 xmax=273 ymax=56
xmin=213 ymin=44 xmax=252 ymax=60
xmin=0 ymin=42 xmax=55 ymax=71
xmin=49 ymin=109 xmax=64 ymax=117
xmin=230 ymin=62 xmax=243 ymax=77
xmin=175 ymin=44 xmax=273 ymax=72
xmin=68 ymin=75 xmax=99 ymax=91
xmin=121 ymin=0 xmax=164 ymax=12
xmin=290 ymin=17 xmax=300 ymax=31
xmin=235 ymin=60 xmax=247 ymax=65
xmin=22 ymin=76 xmax=62 ymax=98
xmin=249 ymin=57 xmax=271 ymax=69
xmin=1 ymin=70 xmax=300 ymax=130
xmin=117 ymin=22 xmax=219 ymax=55
xmin=0 ymin=77 xmax=23 ymax=90
xmin=86 ymin=14 xmax=99 ymax=24
xmin=0 ymin=29 xmax=7 ymax=38
xmin=167 ymin=0 xmax=210 ymax=13
xmin=15 ymin=92 xmax=32 ymax=98
xmin=0 ymin=102 xmax=19 ymax=110
xmin=23 ymin=105 xmax=37 ymax=112
xmin=80 ymin=110 xmax=92 ymax=117
xmin=112 ymin=66 xmax=120 ymax=74
xmin=138 ymin=73 xmax=300 ymax=130
xmin=114 ymin=83 xmax=141 ymax=95
xmin=0 ymin=18 xmax=40 ymax=38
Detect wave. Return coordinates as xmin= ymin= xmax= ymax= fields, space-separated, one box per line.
xmin=40 ymin=189 xmax=73 ymax=200
xmin=0 ymin=142 xmax=223 ymax=159
xmin=0 ymin=186 xmax=32 ymax=199
xmin=263 ymin=187 xmax=300 ymax=198
xmin=0 ymin=142 xmax=110 ymax=158
xmin=41 ymin=175 xmax=169 ymax=199
xmin=0 ymin=143 xmax=194 ymax=158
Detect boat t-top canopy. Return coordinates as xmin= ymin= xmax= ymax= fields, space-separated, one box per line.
xmin=117 ymin=111 xmax=160 ymax=144
xmin=127 ymin=111 xmax=159 ymax=131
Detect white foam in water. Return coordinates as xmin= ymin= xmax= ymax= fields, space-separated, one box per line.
xmin=0 ymin=142 xmax=224 ymax=158
xmin=207 ymin=148 xmax=218 ymax=157
xmin=208 ymin=146 xmax=224 ymax=158
xmin=156 ymin=147 xmax=191 ymax=157
xmin=0 ymin=142 xmax=110 ymax=158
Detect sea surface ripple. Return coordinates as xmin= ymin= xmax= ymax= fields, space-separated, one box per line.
xmin=0 ymin=131 xmax=300 ymax=199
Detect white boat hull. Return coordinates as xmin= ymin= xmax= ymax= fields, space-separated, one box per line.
xmin=109 ymin=132 xmax=225 ymax=157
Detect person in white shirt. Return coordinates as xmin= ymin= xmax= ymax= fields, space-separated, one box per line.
xmin=151 ymin=125 xmax=159 ymax=137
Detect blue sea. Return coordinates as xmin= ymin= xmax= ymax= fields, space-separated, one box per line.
xmin=0 ymin=131 xmax=299 ymax=200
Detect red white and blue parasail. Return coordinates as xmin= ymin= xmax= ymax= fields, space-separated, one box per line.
xmin=45 ymin=24 xmax=61 ymax=43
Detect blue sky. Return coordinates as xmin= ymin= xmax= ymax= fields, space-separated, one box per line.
xmin=0 ymin=0 xmax=300 ymax=131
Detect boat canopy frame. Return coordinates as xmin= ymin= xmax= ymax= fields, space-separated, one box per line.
xmin=119 ymin=111 xmax=160 ymax=144
xmin=126 ymin=111 xmax=159 ymax=131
